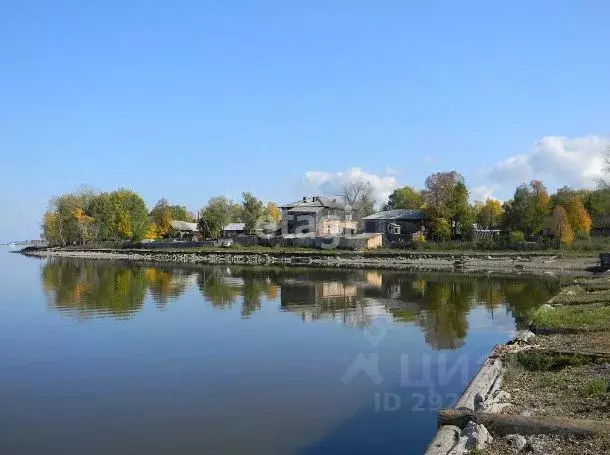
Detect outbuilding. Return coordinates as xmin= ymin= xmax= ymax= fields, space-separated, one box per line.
xmin=362 ymin=209 xmax=427 ymax=236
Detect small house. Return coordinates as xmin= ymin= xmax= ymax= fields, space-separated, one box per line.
xmin=362 ymin=210 xmax=427 ymax=236
xmin=223 ymin=223 xmax=246 ymax=238
xmin=170 ymin=220 xmax=199 ymax=241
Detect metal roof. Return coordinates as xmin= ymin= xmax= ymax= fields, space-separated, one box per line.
xmin=170 ymin=220 xmax=198 ymax=231
xmin=223 ymin=223 xmax=246 ymax=231
xmin=282 ymin=196 xmax=350 ymax=211
xmin=362 ymin=209 xmax=426 ymax=221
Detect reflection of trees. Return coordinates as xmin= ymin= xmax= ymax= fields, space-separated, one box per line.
xmin=42 ymin=259 xmax=559 ymax=343
xmin=196 ymin=268 xmax=279 ymax=318
xmin=42 ymin=259 xmax=148 ymax=318
xmin=415 ymin=280 xmax=474 ymax=350
xmin=146 ymin=268 xmax=192 ymax=309
xmin=197 ymin=269 xmax=239 ymax=310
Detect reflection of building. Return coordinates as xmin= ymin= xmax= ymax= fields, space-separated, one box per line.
xmin=366 ymin=272 xmax=383 ymax=287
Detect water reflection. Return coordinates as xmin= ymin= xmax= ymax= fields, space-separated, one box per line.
xmin=41 ymin=258 xmax=558 ymax=348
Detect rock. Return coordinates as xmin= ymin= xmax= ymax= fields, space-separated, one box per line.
xmin=514 ymin=330 xmax=536 ymax=344
xmin=461 ymin=421 xmax=492 ymax=450
xmin=520 ymin=409 xmax=533 ymax=417
xmin=474 ymin=392 xmax=485 ymax=411
xmin=505 ymin=434 xmax=527 ymax=452
xmin=449 ymin=421 xmax=491 ymax=453
xmin=539 ymin=304 xmax=554 ymax=311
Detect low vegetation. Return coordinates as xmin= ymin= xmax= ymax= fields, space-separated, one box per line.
xmin=532 ymin=303 xmax=610 ymax=331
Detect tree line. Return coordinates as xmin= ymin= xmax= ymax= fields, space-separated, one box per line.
xmin=42 ymin=187 xmax=282 ymax=246
xmin=42 ymin=149 xmax=610 ymax=247
xmin=385 ymin=162 xmax=610 ymax=245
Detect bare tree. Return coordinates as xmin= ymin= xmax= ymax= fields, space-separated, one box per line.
xmin=343 ymin=179 xmax=375 ymax=219
xmin=599 ymin=145 xmax=610 ymax=189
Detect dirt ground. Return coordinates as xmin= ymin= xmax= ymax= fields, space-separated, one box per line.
xmin=485 ymin=433 xmax=610 ymax=455
xmin=534 ymin=332 xmax=610 ymax=352
xmin=501 ymin=355 xmax=610 ymax=421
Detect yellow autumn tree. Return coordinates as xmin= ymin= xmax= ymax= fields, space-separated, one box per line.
xmin=551 ymin=206 xmax=574 ymax=246
xmin=116 ymin=210 xmax=133 ymax=239
xmin=73 ymin=207 xmax=95 ymax=244
xmin=476 ymin=198 xmax=503 ymax=229
xmin=565 ymin=196 xmax=592 ymax=237
xmin=265 ymin=202 xmax=282 ymax=223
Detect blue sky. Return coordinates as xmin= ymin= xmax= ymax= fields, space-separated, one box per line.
xmin=2 ymin=1 xmax=609 ymax=241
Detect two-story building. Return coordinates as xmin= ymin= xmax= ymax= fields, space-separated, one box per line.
xmin=280 ymin=196 xmax=358 ymax=236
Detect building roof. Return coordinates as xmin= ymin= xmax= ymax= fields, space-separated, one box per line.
xmin=223 ymin=223 xmax=246 ymax=231
xmin=362 ymin=209 xmax=426 ymax=221
xmin=281 ymin=196 xmax=350 ymax=211
xmin=170 ymin=220 xmax=198 ymax=232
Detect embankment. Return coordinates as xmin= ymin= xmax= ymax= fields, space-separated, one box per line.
xmin=20 ymin=247 xmax=601 ymax=276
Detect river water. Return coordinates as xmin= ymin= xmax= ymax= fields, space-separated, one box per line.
xmin=0 ymin=249 xmax=559 ymax=454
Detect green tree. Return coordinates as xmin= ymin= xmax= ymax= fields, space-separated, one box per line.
xmin=385 ymin=186 xmax=423 ymax=210
xmin=42 ymin=187 xmax=98 ymax=245
xmin=423 ymin=171 xmax=471 ymax=239
xmin=89 ymin=189 xmax=149 ymax=241
xmin=431 ymin=217 xmax=451 ymax=241
xmin=198 ymin=196 xmax=235 ymax=238
xmin=169 ymin=205 xmax=194 ymax=222
xmin=502 ymin=181 xmax=549 ymax=238
xmin=241 ymin=192 xmax=264 ymax=234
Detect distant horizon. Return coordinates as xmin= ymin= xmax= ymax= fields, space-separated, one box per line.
xmin=2 ymin=2 xmax=610 ymax=241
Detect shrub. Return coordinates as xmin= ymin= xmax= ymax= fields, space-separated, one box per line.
xmin=584 ymin=379 xmax=609 ymax=397
xmin=508 ymin=231 xmax=525 ymax=244
xmin=516 ymin=352 xmax=588 ymax=371
xmin=412 ymin=231 xmax=426 ymax=246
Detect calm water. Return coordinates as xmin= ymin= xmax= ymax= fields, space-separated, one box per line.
xmin=0 ymin=249 xmax=559 ymax=454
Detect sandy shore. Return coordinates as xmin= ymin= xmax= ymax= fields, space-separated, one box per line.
xmin=21 ymin=247 xmax=601 ymax=276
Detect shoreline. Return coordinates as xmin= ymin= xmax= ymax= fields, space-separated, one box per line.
xmin=20 ymin=247 xmax=601 ymax=276
xmin=426 ymin=274 xmax=610 ymax=454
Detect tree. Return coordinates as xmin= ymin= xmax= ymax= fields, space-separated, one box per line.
xmin=430 ymin=218 xmax=451 ymax=241
xmin=265 ymin=202 xmax=282 ymax=223
xmin=241 ymin=192 xmax=264 ymax=234
xmin=198 ymin=197 xmax=234 ymax=238
xmin=598 ymin=145 xmax=610 ymax=189
xmin=565 ymin=196 xmax=592 ymax=237
xmin=42 ymin=211 xmax=62 ymax=245
xmin=89 ymin=189 xmax=149 ymax=241
xmin=476 ymin=198 xmax=503 ymax=229
xmin=343 ymin=179 xmax=375 ymax=219
xmin=550 ymin=205 xmax=574 ymax=246
xmin=169 ymin=205 xmax=194 ymax=222
xmin=422 ymin=172 xmax=471 ymax=238
xmin=150 ymin=199 xmax=173 ymax=238
xmin=386 ymin=186 xmax=423 ymax=210
xmin=42 ymin=188 xmax=98 ymax=245
xmin=502 ymin=181 xmax=549 ymax=238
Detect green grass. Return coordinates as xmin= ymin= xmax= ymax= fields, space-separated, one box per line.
xmin=532 ymin=304 xmax=610 ymax=331
xmin=584 ymin=379 xmax=609 ymax=397
xmin=516 ymin=352 xmax=589 ymax=372
xmin=551 ymin=289 xmax=610 ymax=305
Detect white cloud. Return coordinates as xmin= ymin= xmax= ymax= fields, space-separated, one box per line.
xmin=301 ymin=167 xmax=398 ymax=204
xmin=470 ymin=185 xmax=500 ymax=203
xmin=488 ymin=135 xmax=608 ymax=188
